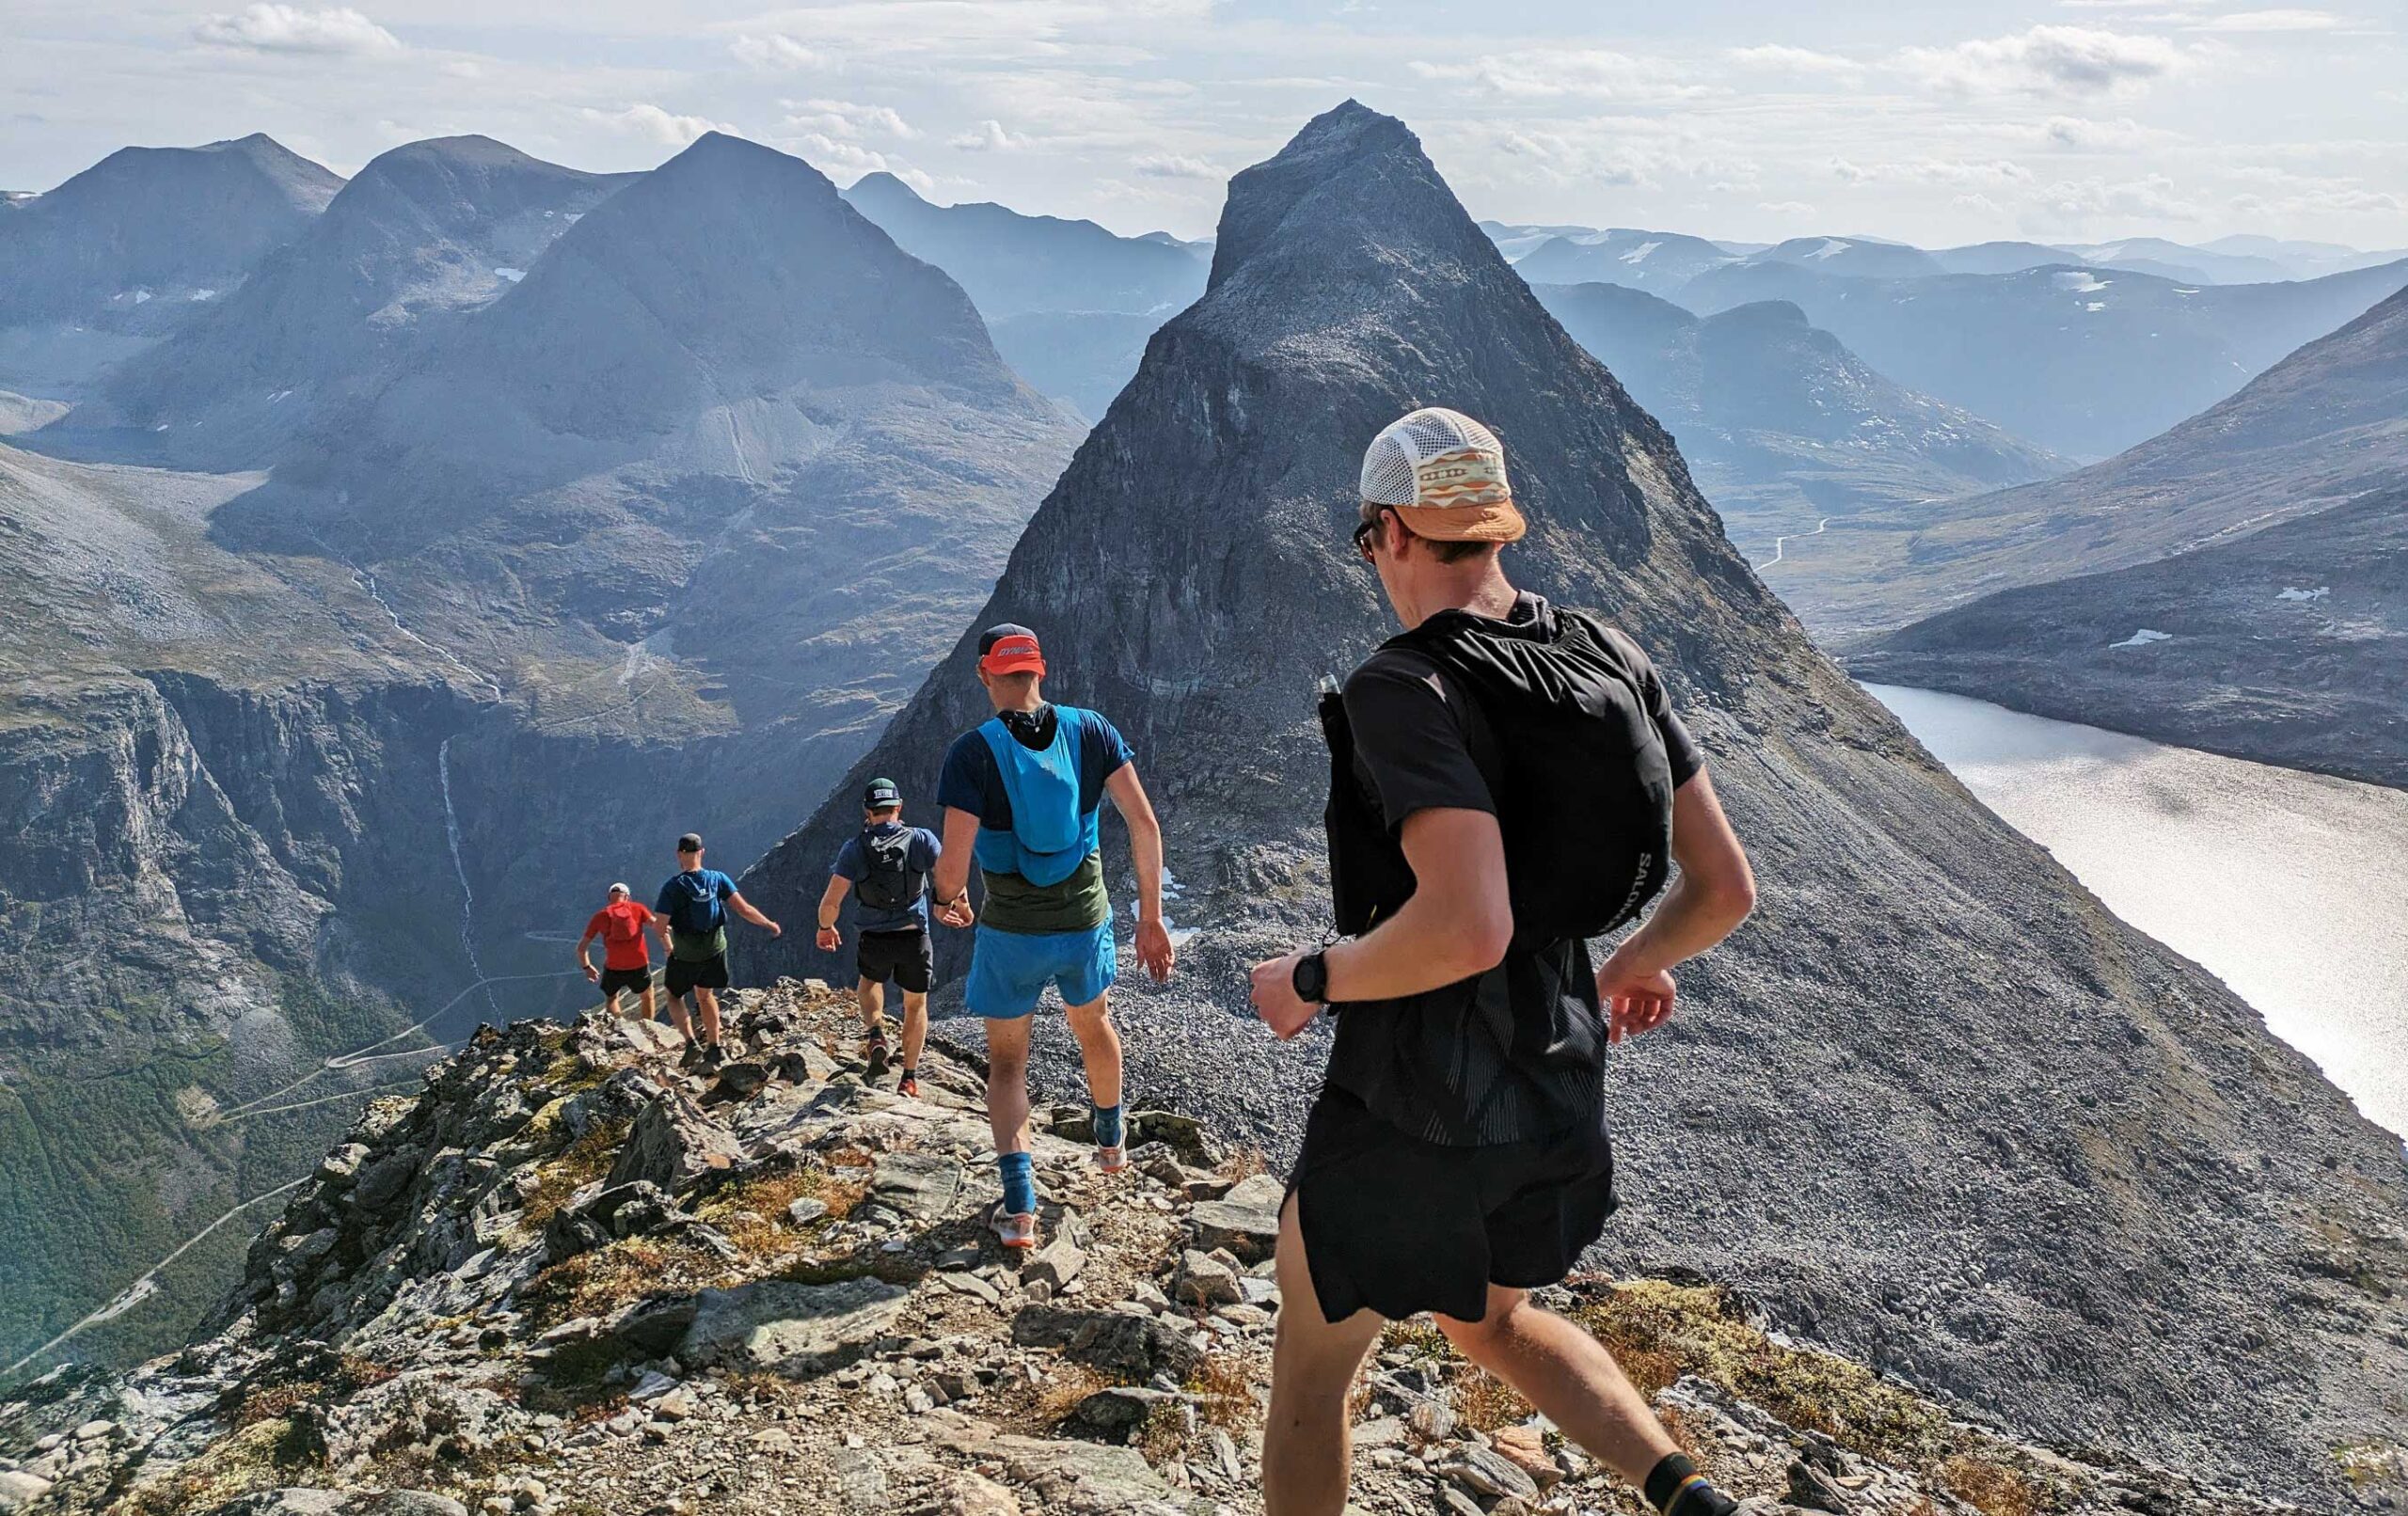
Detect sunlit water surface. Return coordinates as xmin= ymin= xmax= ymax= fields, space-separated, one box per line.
xmin=1869 ymin=684 xmax=2408 ymax=1139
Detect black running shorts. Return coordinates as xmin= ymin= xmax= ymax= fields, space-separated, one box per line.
xmin=664 ymin=953 xmax=730 ymax=998
xmin=856 ymin=927 xmax=934 ymax=994
xmin=1288 ymin=1084 xmax=1618 ymax=1325
xmin=598 ymin=966 xmax=653 ymax=999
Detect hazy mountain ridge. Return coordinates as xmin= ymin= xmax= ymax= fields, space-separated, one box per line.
xmin=82 ymin=135 xmax=636 ymax=466
xmin=736 ymin=102 xmax=2407 ymax=1498
xmin=1677 ymin=255 xmax=2408 ymax=459
xmin=0 ymin=134 xmax=341 ymax=400
xmin=1851 ymin=287 xmax=2408 ymax=781
xmin=1533 ymin=281 xmax=2065 ymax=547
xmin=844 ymin=169 xmax=1209 ymax=319
xmin=1767 ymin=277 xmax=2408 ymax=640
xmin=1852 ymin=484 xmax=2407 ymax=787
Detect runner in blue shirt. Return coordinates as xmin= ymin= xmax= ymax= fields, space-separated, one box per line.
xmin=930 ymin=624 xmax=1176 ymax=1250
xmin=653 ymin=832 xmax=782 ymax=1070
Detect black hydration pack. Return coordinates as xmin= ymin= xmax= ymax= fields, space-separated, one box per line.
xmin=1324 ymin=606 xmax=1676 ymax=955
xmin=854 ymin=828 xmax=925 ymax=913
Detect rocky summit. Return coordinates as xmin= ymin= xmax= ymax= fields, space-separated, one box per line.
xmin=0 ymin=981 xmax=2359 ymax=1516
xmin=737 ymin=102 xmax=2408 ymax=1502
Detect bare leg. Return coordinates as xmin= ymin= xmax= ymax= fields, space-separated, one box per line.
xmin=638 ymin=984 xmax=657 ymax=1023
xmin=898 ymin=990 xmax=929 ymax=1069
xmin=984 ymin=1016 xmax=1033 ymax=1157
xmin=600 ymin=987 xmax=623 ymax=1019
xmin=665 ymin=991 xmax=698 ymax=1043
xmin=858 ymin=978 xmax=887 ymax=1035
xmin=1434 ymin=1286 xmax=1679 ymax=1488
xmin=1062 ymin=994 xmax=1123 ymax=1112
xmin=693 ymin=986 xmax=722 ymax=1046
xmin=1264 ymin=1193 xmax=1383 ymax=1516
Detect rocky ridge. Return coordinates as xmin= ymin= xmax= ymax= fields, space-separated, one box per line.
xmin=0 ymin=981 xmax=2364 ymax=1516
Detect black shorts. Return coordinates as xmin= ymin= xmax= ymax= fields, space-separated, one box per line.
xmin=1288 ymin=1085 xmax=1617 ymax=1325
xmin=598 ymin=966 xmax=654 ymax=999
xmin=856 ymin=927 xmax=933 ymax=994
xmin=663 ymin=953 xmax=730 ymax=998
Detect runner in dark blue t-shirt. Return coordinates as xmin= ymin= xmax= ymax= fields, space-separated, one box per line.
xmin=653 ymin=832 xmax=782 ymax=1069
xmin=816 ymin=778 xmax=943 ymax=1097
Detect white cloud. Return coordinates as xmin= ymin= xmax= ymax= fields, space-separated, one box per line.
xmin=1409 ymin=49 xmax=1711 ymax=103
xmin=781 ymin=99 xmax=916 ymax=140
xmin=580 ymin=103 xmax=735 ymax=148
xmin=2028 ymin=171 xmax=2199 ymax=224
xmin=1757 ymin=200 xmax=1815 ymax=215
xmin=1133 ymin=152 xmax=1220 ymax=180
xmin=192 ymin=4 xmax=400 ymax=55
xmin=2036 ymin=114 xmax=2179 ymax=149
xmin=2185 ymin=8 xmax=2344 ymax=30
xmin=1726 ymin=44 xmax=1861 ymax=74
xmin=731 ymin=34 xmax=821 ymax=71
xmin=1893 ymin=25 xmax=2191 ymax=97
xmin=949 ymin=119 xmax=1026 ymax=151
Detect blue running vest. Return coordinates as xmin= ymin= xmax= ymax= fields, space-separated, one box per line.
xmin=973 ymin=713 xmax=1100 ymax=887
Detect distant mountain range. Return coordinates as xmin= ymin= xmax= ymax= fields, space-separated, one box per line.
xmin=0 ymin=134 xmax=340 ymax=397
xmin=1533 ymin=281 xmax=2064 ymax=546
xmin=1851 ymin=285 xmax=2408 ymax=782
xmin=81 ymin=135 xmax=634 ymax=466
xmin=842 ymin=170 xmax=1208 ymax=319
xmin=738 ymin=102 xmax=2408 ymax=1501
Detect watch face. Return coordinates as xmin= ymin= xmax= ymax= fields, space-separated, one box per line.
xmin=1293 ymin=952 xmax=1326 ymax=1003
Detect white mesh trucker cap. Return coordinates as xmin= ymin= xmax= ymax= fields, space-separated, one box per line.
xmin=1357 ymin=406 xmax=1526 ymax=544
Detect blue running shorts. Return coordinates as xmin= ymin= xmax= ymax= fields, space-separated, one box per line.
xmin=965 ymin=922 xmax=1117 ymax=1019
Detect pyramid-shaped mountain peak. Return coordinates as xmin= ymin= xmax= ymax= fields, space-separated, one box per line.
xmin=1208 ymin=101 xmax=1468 ymax=292
xmin=739 ymin=103 xmax=2408 ymax=1492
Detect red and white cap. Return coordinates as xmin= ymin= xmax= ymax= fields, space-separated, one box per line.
xmin=1358 ymin=406 xmax=1525 ymax=543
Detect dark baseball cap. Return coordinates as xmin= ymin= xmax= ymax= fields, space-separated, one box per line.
xmin=676 ymin=832 xmax=704 ymax=854
xmin=977 ymin=623 xmax=1045 ymax=676
xmin=863 ymin=777 xmax=902 ymax=810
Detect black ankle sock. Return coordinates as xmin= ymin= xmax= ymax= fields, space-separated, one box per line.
xmin=1645 ymin=1453 xmax=1735 ymax=1516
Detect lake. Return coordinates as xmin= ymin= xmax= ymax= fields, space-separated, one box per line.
xmin=1868 ymin=684 xmax=2408 ymax=1139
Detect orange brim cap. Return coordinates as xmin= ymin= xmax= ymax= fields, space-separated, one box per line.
xmin=979 ymin=633 xmax=1046 ymax=676
xmin=1398 ymin=497 xmax=1527 ymax=543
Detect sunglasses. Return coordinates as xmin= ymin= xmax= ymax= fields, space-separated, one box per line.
xmin=1351 ymin=509 xmax=1386 ymax=561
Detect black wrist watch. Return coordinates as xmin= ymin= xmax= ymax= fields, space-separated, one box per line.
xmin=1291 ymin=950 xmax=1330 ymax=1006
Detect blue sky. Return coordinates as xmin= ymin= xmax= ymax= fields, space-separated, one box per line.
xmin=5 ymin=0 xmax=2402 ymax=247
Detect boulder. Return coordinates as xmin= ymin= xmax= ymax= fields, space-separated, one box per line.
xmin=869 ymin=1149 xmax=964 ymax=1224
xmin=314 ymin=1145 xmax=370 ymax=1187
xmin=1067 ymin=1385 xmax=1190 ymax=1438
xmin=352 ymin=1149 xmax=422 ymax=1213
xmin=0 ymin=1473 xmax=54 ymax=1511
xmin=1024 ymin=1233 xmax=1085 ymax=1291
xmin=1175 ymin=1249 xmax=1242 ymax=1308
xmin=1011 ymin=1307 xmax=1199 ymax=1382
xmin=676 ymin=1276 xmax=909 ymax=1377
xmin=1186 ymin=1173 xmax=1282 ymax=1262
xmin=605 ymin=1091 xmax=743 ymax=1194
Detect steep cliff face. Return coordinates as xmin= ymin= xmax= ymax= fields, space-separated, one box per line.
xmin=737 ymin=103 xmax=2408 ymax=1497
xmin=0 ymin=671 xmax=480 ymax=1370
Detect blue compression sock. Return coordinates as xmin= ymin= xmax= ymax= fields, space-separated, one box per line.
xmin=1092 ymin=1102 xmax=1125 ymax=1149
xmin=998 ymin=1150 xmax=1037 ymax=1216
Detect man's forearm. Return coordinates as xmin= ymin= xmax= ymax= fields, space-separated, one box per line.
xmin=1129 ymin=816 xmax=1165 ymax=923
xmin=1605 ymin=874 xmax=1751 ymax=978
xmin=1322 ymin=892 xmax=1504 ymax=1003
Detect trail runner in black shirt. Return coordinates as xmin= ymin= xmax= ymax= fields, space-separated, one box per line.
xmin=1246 ymin=407 xmax=1758 ymax=1516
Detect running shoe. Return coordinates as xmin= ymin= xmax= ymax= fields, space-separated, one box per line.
xmin=992 ymin=1207 xmax=1038 ymax=1251
xmin=864 ymin=1028 xmax=891 ymax=1076
xmin=896 ymin=1072 xmax=920 ymax=1099
xmin=677 ymin=1040 xmax=705 ymax=1070
xmin=1095 ymin=1143 xmax=1128 ymax=1175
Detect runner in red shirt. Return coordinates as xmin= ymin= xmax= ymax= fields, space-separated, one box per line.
xmin=577 ymin=882 xmax=657 ymax=1021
